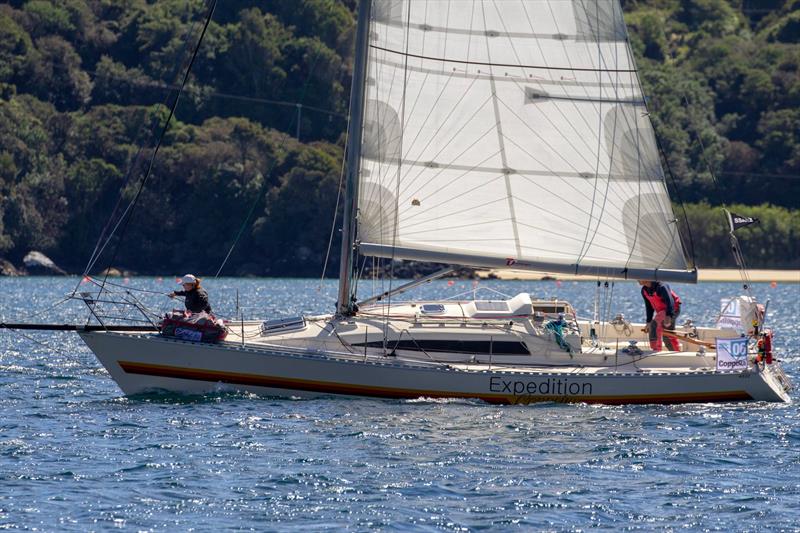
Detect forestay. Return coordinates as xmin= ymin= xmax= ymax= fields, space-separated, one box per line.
xmin=356 ymin=0 xmax=695 ymax=282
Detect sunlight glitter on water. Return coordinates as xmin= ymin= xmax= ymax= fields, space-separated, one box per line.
xmin=0 ymin=277 xmax=798 ymax=530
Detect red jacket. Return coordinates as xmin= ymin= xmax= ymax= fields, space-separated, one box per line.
xmin=642 ymin=282 xmax=681 ymax=322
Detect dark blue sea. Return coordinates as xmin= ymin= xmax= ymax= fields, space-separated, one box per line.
xmin=1 ymin=277 xmax=798 ymax=531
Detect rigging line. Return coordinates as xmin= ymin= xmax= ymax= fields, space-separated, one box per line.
xmin=319 ymin=120 xmax=350 ymax=288
xmin=73 ymin=148 xmax=144 ymax=296
xmin=617 ymin=39 xmax=650 ymax=274
xmin=545 ymin=1 xmax=655 ymax=207
xmin=358 ymin=18 xmax=408 ymax=216
xmin=95 ymin=0 xmax=219 ymax=297
xmin=477 ymin=2 xmax=634 ymax=168
xmin=653 ymin=219 xmax=681 ymax=272
xmin=363 ymin=44 xmax=400 ymax=262
xmin=352 ymin=255 xmax=369 ymax=301
xmin=5 ymin=295 xmax=73 ymax=322
xmin=75 ymin=110 xmax=182 ymax=292
xmin=572 ymin=1 xmax=636 ymax=115
xmin=87 ymin=69 xmax=347 ymax=118
xmin=384 ymin=1 xmax=414 ymax=346
xmin=76 ymin=9 xmax=213 ymax=288
xmin=397 ymin=107 xmax=497 ymax=201
xmin=492 ymin=94 xmax=607 ymax=182
xmin=619 ymin=20 xmax=693 ymax=272
xmin=387 ymin=68 xmax=457 ymax=171
xmin=497 ymin=125 xmax=630 ymax=228
xmin=79 ymin=151 xmax=153 ymax=281
xmin=514 ymin=219 xmax=633 ymax=256
xmin=653 ymin=119 xmax=696 ymax=268
xmin=399 ymin=176 xmax=507 ymax=225
xmin=394 ymin=75 xmax=487 ymax=198
xmin=512 ymin=195 xmax=634 ymax=250
xmin=320 ymin=14 xmax=363 ymax=289
xmin=504 ymin=69 xmax=630 ymax=169
xmin=622 ymin=121 xmax=645 ymax=273
xmin=79 ymin=140 xmax=152 ymax=280
xmin=510 ymin=0 xmax=604 ymax=143
xmin=718 ymin=170 xmax=800 ymax=180
xmin=364 ymin=16 xmax=462 ymax=214
xmin=576 ymin=2 xmax=623 ymax=266
xmin=542 ymin=0 xmax=603 ymax=120
xmin=360 ymin=31 xmax=407 ymax=213
xmin=214 ymin=15 xmax=333 ymax=278
xmin=443 ymin=0 xmax=452 ymax=71
xmin=412 ymin=238 xmax=516 ymax=243
xmin=82 ymin=276 xmax=170 ymax=296
xmin=685 ymin=107 xmax=722 ymax=203
xmin=368 ymin=44 xmax=637 ymax=73
xmin=574 ymin=0 xmax=607 ymax=265
xmin=396 ymin=149 xmax=503 ymax=220
xmin=340 ymin=55 xmax=641 ymax=91
xmin=480 ymin=1 xmax=521 ymax=258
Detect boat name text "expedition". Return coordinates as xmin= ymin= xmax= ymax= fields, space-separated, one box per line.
xmin=489 ymin=376 xmax=592 ymax=396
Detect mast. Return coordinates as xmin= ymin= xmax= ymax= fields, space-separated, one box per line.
xmin=337 ymin=0 xmax=372 ymax=316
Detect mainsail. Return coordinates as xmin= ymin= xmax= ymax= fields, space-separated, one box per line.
xmin=354 ymin=0 xmax=695 ymax=282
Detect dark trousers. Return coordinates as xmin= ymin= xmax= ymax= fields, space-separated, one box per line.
xmin=648 ymin=310 xmax=681 ymax=351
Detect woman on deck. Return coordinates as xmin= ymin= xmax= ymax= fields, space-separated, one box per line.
xmin=168 ymin=274 xmax=212 ymax=314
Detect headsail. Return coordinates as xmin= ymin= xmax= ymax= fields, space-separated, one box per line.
xmin=355 ymin=0 xmax=695 ymax=282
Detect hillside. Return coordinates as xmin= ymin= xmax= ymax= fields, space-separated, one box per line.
xmin=0 ymin=0 xmax=798 ymax=276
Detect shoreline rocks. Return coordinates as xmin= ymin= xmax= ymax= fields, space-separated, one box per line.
xmin=22 ymin=251 xmax=67 ymax=276
xmin=0 ymin=258 xmax=23 ymax=276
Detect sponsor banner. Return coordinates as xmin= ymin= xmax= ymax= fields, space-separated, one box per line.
xmin=716 ymin=337 xmax=749 ymax=372
xmin=717 ymin=297 xmax=742 ymax=330
xmin=175 ymin=327 xmax=203 ymax=342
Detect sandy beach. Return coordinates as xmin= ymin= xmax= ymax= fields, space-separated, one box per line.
xmin=478 ymin=268 xmax=800 ymax=283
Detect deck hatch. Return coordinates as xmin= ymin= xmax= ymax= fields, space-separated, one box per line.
xmin=260 ymin=316 xmax=306 ymax=335
xmin=420 ymin=304 xmax=446 ymax=314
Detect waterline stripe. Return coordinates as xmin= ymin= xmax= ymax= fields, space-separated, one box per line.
xmin=118 ymin=361 xmax=752 ymax=405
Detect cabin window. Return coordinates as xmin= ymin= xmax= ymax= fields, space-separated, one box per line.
xmin=354 ymin=339 xmax=530 ymax=356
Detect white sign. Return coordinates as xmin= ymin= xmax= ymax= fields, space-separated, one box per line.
xmin=716 ymin=337 xmax=749 ymax=372
xmin=716 ymin=298 xmax=742 ymax=330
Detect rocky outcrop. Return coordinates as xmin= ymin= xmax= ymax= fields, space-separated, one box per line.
xmin=22 ymin=251 xmax=67 ymax=275
xmin=0 ymin=258 xmax=23 ymax=276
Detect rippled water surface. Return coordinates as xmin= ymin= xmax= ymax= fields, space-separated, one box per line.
xmin=1 ymin=277 xmax=798 ymax=530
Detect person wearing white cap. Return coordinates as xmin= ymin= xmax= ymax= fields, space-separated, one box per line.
xmin=168 ymin=274 xmax=212 ymax=314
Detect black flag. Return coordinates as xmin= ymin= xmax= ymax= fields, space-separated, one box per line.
xmin=727 ymin=211 xmax=760 ymax=232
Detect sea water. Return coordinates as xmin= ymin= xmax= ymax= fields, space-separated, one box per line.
xmin=1 ymin=277 xmax=798 ymax=531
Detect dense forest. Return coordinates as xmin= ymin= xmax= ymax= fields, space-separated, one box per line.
xmin=0 ymin=0 xmax=798 ymax=277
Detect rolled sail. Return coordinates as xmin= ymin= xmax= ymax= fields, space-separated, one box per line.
xmin=357 ymin=0 xmax=695 ymax=282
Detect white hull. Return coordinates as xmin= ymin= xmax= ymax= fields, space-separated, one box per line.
xmin=78 ymin=294 xmax=791 ymax=404
xmin=79 ymin=329 xmax=790 ymax=405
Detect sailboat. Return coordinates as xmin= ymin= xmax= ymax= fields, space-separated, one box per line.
xmin=78 ymin=0 xmax=791 ymax=403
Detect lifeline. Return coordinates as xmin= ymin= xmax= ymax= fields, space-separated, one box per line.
xmin=489 ymin=376 xmax=593 ymax=396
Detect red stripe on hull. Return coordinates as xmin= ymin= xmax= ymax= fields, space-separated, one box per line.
xmin=118 ymin=361 xmax=753 ymax=405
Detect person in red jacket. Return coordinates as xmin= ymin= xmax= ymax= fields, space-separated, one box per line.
xmin=638 ymin=280 xmax=682 ymax=351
